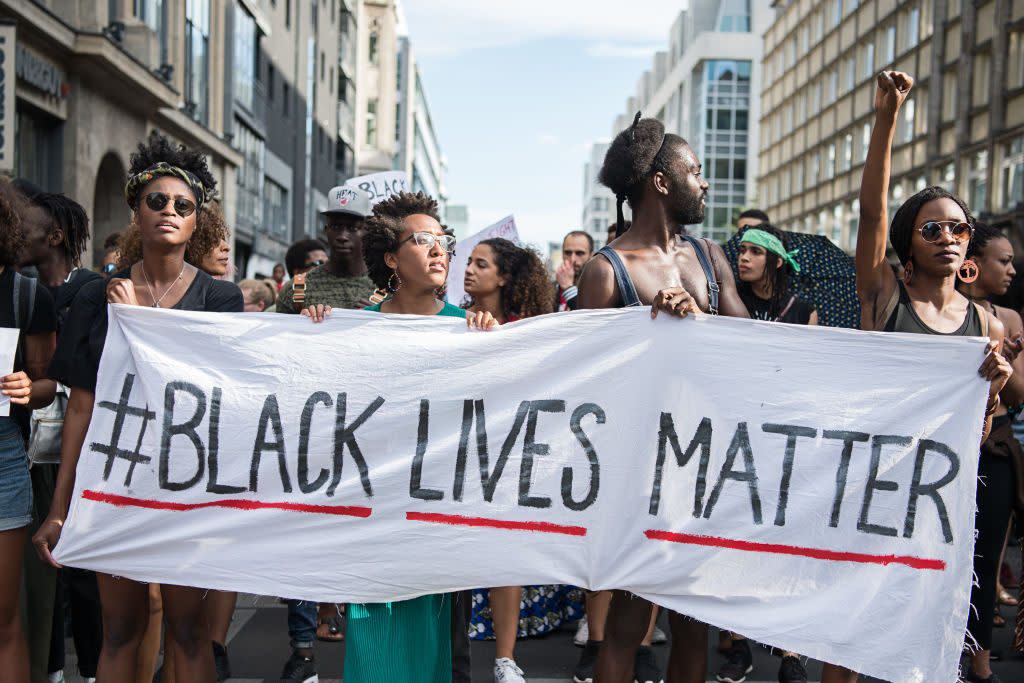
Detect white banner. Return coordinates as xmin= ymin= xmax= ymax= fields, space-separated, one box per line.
xmin=54 ymin=306 xmax=987 ymax=683
xmin=446 ymin=214 xmax=520 ymax=307
xmin=344 ymin=170 xmax=409 ymax=206
xmin=0 ymin=22 xmax=16 ymax=173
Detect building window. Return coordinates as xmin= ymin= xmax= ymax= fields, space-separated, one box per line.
xmin=1010 ymin=33 xmax=1024 ymax=90
xmin=1003 ymin=138 xmax=1024 ymax=209
xmin=826 ymin=142 xmax=836 ymax=178
xmin=884 ymin=25 xmax=896 ymax=65
xmin=844 ymin=56 xmax=855 ymax=91
xmin=832 ymin=205 xmax=843 ymax=244
xmin=828 ymin=69 xmax=838 ymax=102
xmin=974 ymin=53 xmax=991 ymax=106
xmin=860 ymin=122 xmax=871 ymax=163
xmin=832 ymin=0 xmax=842 ymax=27
xmin=904 ymin=6 xmax=920 ymax=50
xmin=942 ymin=72 xmax=957 ymax=121
xmin=848 ymin=199 xmax=860 ymax=247
xmin=814 ymin=10 xmax=825 ymax=43
xmin=369 ymin=31 xmax=379 ymax=65
xmin=898 ymin=97 xmax=915 ymax=144
xmin=264 ymin=179 xmax=289 ymax=237
xmin=862 ymin=42 xmax=874 ymax=79
xmin=185 ymin=0 xmax=210 ymax=124
xmin=234 ymin=119 xmax=265 ymax=228
xmin=941 ymin=162 xmax=955 ymax=192
xmin=283 ymin=82 xmax=289 ymax=116
xmin=717 ymin=0 xmax=751 ymax=32
xmin=285 ymin=0 xmax=291 ymax=28
xmin=842 ymin=132 xmax=853 ymax=172
xmin=366 ymin=98 xmax=378 ymax=146
xmin=233 ymin=3 xmax=257 ymax=112
xmin=968 ymin=150 xmax=988 ymax=211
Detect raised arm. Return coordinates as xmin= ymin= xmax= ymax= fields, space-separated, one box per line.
xmin=857 ymin=71 xmax=914 ymax=330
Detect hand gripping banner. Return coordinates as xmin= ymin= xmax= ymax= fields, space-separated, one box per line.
xmin=55 ymin=305 xmax=988 ymax=682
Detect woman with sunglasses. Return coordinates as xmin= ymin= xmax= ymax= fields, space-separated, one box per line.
xmin=301 ymin=192 xmax=496 ymax=683
xmin=34 ymin=132 xmax=243 ymax=683
xmin=857 ymin=72 xmax=1012 ymax=683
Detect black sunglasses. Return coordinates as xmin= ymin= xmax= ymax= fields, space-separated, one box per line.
xmin=144 ymin=192 xmax=197 ymax=218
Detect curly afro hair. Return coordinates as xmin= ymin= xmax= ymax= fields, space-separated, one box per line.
xmin=0 ymin=176 xmax=27 ymax=267
xmin=117 ymin=200 xmax=230 ymax=270
xmin=463 ymin=238 xmax=553 ymax=319
xmin=362 ymin=191 xmax=443 ymax=289
xmin=889 ymin=186 xmax=973 ymax=266
xmin=127 ymin=130 xmax=218 ymax=207
xmin=599 ymin=114 xmax=690 ymax=228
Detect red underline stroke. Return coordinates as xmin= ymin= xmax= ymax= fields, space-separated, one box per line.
xmin=407 ymin=511 xmax=588 ymax=536
xmin=644 ymin=529 xmax=945 ymax=571
xmin=81 ymin=490 xmax=373 ymax=518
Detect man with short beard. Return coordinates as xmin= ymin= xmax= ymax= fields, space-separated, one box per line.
xmin=577 ymin=114 xmax=748 ymax=683
xmin=554 ymin=230 xmax=594 ymax=311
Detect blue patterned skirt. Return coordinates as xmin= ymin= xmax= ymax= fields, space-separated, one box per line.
xmin=470 ymin=585 xmax=585 ymax=640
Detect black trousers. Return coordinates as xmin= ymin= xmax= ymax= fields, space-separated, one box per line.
xmin=968 ymin=451 xmax=1015 ymax=651
xmin=450 ymin=590 xmax=472 ymax=683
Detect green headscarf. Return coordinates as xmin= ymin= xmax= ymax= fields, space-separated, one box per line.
xmin=740 ymin=228 xmax=801 ymax=274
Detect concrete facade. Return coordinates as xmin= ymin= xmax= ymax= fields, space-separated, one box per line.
xmin=597 ymin=0 xmax=773 ymax=244
xmin=581 ymin=141 xmax=614 ymax=247
xmin=759 ymin=0 xmax=1024 ymax=253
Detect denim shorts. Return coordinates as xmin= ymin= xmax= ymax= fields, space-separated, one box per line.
xmin=0 ymin=417 xmax=32 ymax=532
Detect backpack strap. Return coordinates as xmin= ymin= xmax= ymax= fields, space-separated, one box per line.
xmin=974 ymin=302 xmax=990 ymax=338
xmin=596 ymin=246 xmax=642 ymax=307
xmin=291 ymin=272 xmax=308 ymax=312
xmin=682 ymin=235 xmax=720 ymax=315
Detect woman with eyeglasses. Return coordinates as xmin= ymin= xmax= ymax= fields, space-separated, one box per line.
xmin=857 ymin=72 xmax=1012 ymax=683
xmin=303 ymin=191 xmax=497 ymax=683
xmin=34 ymin=131 xmax=243 ymax=683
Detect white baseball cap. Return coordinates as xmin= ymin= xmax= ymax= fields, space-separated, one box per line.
xmin=322 ymin=185 xmax=372 ymax=218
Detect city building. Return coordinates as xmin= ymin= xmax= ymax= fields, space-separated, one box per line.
xmin=759 ymin=0 xmax=1024 ymax=253
xmin=581 ymin=142 xmax=615 ymax=247
xmin=0 ymin=0 xmax=244 ymax=266
xmin=594 ymin=0 xmax=773 ymax=244
xmin=231 ymin=0 xmax=347 ymax=277
xmin=444 ymin=203 xmax=469 ymax=238
xmin=395 ymin=36 xmax=445 ymax=206
xmin=355 ymin=0 xmax=399 ymax=174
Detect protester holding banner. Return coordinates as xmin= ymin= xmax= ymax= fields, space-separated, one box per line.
xmin=34 ymin=132 xmax=242 ymax=683
xmin=554 ymin=231 xmax=594 ymax=312
xmin=736 ymin=223 xmax=817 ymax=325
xmin=461 ymin=236 xmax=564 ymax=682
xmin=329 ymin=190 xmax=496 ymax=682
xmin=856 ymin=71 xmax=1013 ymax=683
xmin=0 ymin=175 xmax=58 ymax=683
xmin=579 ymin=112 xmax=748 ymax=683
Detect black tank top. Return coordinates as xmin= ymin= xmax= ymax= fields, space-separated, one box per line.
xmin=883 ymin=281 xmax=983 ymax=336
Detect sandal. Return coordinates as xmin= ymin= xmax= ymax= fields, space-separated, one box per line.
xmin=317 ymin=610 xmax=344 ymax=642
xmin=998 ymin=587 xmax=1019 ymax=607
xmin=994 ymin=611 xmax=1006 ymax=628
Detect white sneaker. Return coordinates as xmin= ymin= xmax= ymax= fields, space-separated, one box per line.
xmin=574 ymin=615 xmax=590 ymax=646
xmin=495 ymin=657 xmax=526 ymax=683
xmin=651 ymin=624 xmax=667 ymax=644
xmin=46 ymin=672 xmax=64 ymax=683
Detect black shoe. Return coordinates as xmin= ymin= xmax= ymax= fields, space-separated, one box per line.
xmin=212 ymin=641 xmax=231 ymax=682
xmin=777 ymin=655 xmax=807 ymax=683
xmin=633 ymin=645 xmax=664 ymax=683
xmin=280 ymin=651 xmax=318 ymax=683
xmin=716 ymin=639 xmax=754 ymax=683
xmin=964 ymin=669 xmax=1004 ymax=683
xmin=573 ymin=639 xmax=601 ymax=683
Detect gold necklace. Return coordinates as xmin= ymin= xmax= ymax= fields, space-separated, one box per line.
xmin=141 ymin=263 xmax=186 ymax=308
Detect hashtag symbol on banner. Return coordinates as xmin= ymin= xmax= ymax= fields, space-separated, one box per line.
xmin=89 ymin=373 xmax=156 ymax=487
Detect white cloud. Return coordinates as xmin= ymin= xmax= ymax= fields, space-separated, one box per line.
xmin=403 ymin=0 xmax=685 ymax=57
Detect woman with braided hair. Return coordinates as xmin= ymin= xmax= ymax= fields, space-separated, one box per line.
xmin=34 ymin=131 xmax=242 ymax=683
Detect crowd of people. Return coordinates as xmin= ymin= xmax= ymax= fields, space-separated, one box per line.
xmin=0 ymin=70 xmax=1021 ymax=683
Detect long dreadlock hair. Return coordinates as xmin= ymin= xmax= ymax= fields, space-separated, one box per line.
xmin=31 ymin=192 xmax=91 ymax=267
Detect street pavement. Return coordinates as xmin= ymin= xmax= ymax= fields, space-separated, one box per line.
xmin=59 ymin=545 xmax=1024 ymax=682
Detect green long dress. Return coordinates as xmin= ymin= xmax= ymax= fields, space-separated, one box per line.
xmin=343 ymin=300 xmax=466 ymax=683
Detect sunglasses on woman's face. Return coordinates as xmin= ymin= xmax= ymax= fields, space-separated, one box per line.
xmin=916 ymin=220 xmax=973 ymax=244
xmin=144 ymin=192 xmax=197 ymax=218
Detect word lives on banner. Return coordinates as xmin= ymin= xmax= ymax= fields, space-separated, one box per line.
xmin=54 ymin=305 xmax=988 ymax=683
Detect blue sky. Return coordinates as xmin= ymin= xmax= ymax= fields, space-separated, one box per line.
xmin=402 ymin=1 xmax=684 ymax=250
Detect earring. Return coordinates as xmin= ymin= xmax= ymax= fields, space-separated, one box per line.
xmin=387 ymin=270 xmax=402 ymax=292
xmin=958 ymin=259 xmax=980 ymax=284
